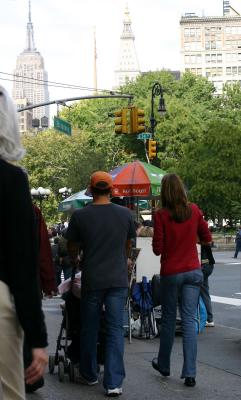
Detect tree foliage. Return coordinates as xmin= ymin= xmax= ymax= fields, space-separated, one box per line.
xmin=20 ymin=71 xmax=241 ymax=223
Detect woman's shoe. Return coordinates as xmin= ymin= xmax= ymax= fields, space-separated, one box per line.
xmin=184 ymin=377 xmax=196 ymax=387
xmin=152 ymin=358 xmax=170 ymax=377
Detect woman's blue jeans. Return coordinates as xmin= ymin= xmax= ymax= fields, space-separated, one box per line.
xmin=157 ymin=269 xmax=203 ymax=378
xmin=79 ymin=287 xmax=128 ymax=389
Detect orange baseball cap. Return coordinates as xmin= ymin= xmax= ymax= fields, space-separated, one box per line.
xmin=90 ymin=171 xmax=113 ymax=190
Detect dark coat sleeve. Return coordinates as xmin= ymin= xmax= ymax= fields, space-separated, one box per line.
xmin=6 ymin=168 xmax=47 ymax=348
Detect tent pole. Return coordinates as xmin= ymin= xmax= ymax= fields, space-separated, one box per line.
xmin=136 ymin=197 xmax=140 ymax=222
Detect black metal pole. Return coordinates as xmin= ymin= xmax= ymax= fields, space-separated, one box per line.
xmin=39 ymin=196 xmax=43 ymax=212
xmin=149 ymin=82 xmax=164 ymax=139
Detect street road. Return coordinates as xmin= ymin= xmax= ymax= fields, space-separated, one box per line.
xmin=27 ymin=251 xmax=241 ymax=400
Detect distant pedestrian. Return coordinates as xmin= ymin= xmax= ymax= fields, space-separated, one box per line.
xmin=0 ymin=85 xmax=48 ymax=400
xmin=57 ymin=229 xmax=73 ymax=282
xmin=67 ymin=171 xmax=136 ymax=397
xmin=200 ymin=244 xmax=215 ymax=327
xmin=233 ymin=227 xmax=241 ymax=258
xmin=152 ymin=173 xmax=212 ymax=388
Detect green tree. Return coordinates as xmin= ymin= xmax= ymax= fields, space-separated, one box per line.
xmin=178 ymin=119 xmax=241 ymax=222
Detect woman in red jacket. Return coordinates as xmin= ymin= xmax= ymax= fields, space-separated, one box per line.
xmin=152 ymin=174 xmax=212 ymax=387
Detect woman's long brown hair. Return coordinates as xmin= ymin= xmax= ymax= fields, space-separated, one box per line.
xmin=161 ymin=173 xmax=191 ymax=222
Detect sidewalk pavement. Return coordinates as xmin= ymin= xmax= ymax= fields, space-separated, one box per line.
xmin=27 ymin=296 xmax=241 ymax=400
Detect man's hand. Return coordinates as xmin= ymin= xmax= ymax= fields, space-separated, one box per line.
xmin=25 ymin=348 xmax=48 ymax=385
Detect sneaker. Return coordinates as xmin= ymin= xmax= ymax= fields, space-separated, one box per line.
xmin=206 ymin=321 xmax=215 ymax=327
xmin=106 ymin=387 xmax=123 ymax=397
xmin=76 ymin=373 xmax=98 ymax=386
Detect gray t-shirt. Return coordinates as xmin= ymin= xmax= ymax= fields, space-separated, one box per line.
xmin=67 ymin=203 xmax=136 ymax=290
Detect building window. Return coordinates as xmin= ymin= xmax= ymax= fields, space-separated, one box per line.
xmin=226 ymin=66 xmax=240 ymax=75
xmin=205 ymin=67 xmax=223 ymax=77
xmin=184 ymin=27 xmax=201 ymax=38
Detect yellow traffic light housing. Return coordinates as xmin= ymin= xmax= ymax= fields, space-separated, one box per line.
xmin=114 ymin=108 xmax=128 ymax=134
xmin=148 ymin=140 xmax=157 ymax=159
xmin=130 ymin=107 xmax=145 ymax=134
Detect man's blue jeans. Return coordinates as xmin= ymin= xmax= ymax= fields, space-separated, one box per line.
xmin=79 ymin=287 xmax=128 ymax=389
xmin=157 ymin=269 xmax=203 ymax=378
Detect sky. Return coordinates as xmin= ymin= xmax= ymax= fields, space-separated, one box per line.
xmin=0 ymin=0 xmax=241 ymax=109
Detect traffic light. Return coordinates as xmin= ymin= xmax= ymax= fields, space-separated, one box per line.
xmin=114 ymin=108 xmax=128 ymax=134
xmin=148 ymin=140 xmax=157 ymax=159
xmin=130 ymin=107 xmax=145 ymax=134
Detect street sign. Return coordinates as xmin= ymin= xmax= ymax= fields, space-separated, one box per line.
xmin=54 ymin=117 xmax=72 ymax=136
xmin=137 ymin=132 xmax=151 ymax=140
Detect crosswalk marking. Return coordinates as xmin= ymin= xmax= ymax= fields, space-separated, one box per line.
xmin=211 ymin=295 xmax=241 ymax=306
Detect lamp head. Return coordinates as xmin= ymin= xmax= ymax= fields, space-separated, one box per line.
xmin=158 ymin=96 xmax=166 ymax=116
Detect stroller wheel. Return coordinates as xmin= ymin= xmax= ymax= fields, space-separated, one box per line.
xmin=69 ymin=363 xmax=75 ymax=382
xmin=48 ymin=354 xmax=55 ymax=374
xmin=64 ymin=359 xmax=69 ymax=373
xmin=58 ymin=361 xmax=65 ymax=382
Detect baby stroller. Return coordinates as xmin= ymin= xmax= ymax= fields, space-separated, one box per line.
xmin=131 ymin=276 xmax=156 ymax=339
xmin=48 ymin=270 xmax=106 ymax=382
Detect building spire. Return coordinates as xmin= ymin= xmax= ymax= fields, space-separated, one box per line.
xmin=121 ymin=4 xmax=134 ymax=39
xmin=25 ymin=0 xmax=36 ymax=52
xmin=114 ymin=4 xmax=140 ymax=87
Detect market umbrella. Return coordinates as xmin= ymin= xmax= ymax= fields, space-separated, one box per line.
xmin=58 ymin=189 xmax=92 ymax=212
xmin=109 ymin=160 xmax=166 ymax=198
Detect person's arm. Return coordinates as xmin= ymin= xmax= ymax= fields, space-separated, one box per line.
xmin=126 ymin=239 xmax=132 ymax=258
xmin=126 ymin=213 xmax=137 ymax=257
xmin=67 ymin=240 xmax=80 ymax=266
xmin=152 ymin=211 xmax=164 ymax=256
xmin=197 ymin=209 xmax=212 ymax=245
xmin=25 ymin=348 xmax=48 ymax=384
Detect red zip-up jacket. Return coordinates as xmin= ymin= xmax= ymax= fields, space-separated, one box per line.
xmin=33 ymin=205 xmax=57 ymax=295
xmin=152 ymin=203 xmax=212 ymax=276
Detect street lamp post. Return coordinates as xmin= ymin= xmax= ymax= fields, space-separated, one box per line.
xmin=150 ymin=82 xmax=166 ymax=138
xmin=31 ymin=187 xmax=51 ymax=211
xmin=149 ymin=83 xmax=166 ymax=219
xmin=59 ymin=187 xmax=72 ymax=199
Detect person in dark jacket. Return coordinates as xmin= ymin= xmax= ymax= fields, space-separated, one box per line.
xmin=24 ymin=204 xmax=57 ymax=393
xmin=200 ymin=245 xmax=215 ymax=327
xmin=0 ymin=85 xmax=48 ymax=399
xmin=233 ymin=227 xmax=241 ymax=258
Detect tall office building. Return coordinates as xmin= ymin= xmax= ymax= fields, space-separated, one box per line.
xmin=114 ymin=5 xmax=140 ymax=88
xmin=180 ymin=1 xmax=241 ymax=92
xmin=13 ymin=0 xmax=49 ymax=129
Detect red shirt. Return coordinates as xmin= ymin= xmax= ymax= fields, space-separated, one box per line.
xmin=152 ymin=203 xmax=212 ymax=276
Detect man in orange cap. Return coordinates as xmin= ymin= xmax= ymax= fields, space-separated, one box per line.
xmin=67 ymin=171 xmax=136 ymax=397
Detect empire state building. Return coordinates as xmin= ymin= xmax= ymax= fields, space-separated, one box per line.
xmin=12 ymin=0 xmax=49 ymax=128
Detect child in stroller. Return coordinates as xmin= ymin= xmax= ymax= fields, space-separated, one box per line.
xmin=49 ymin=270 xmax=106 ymax=382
